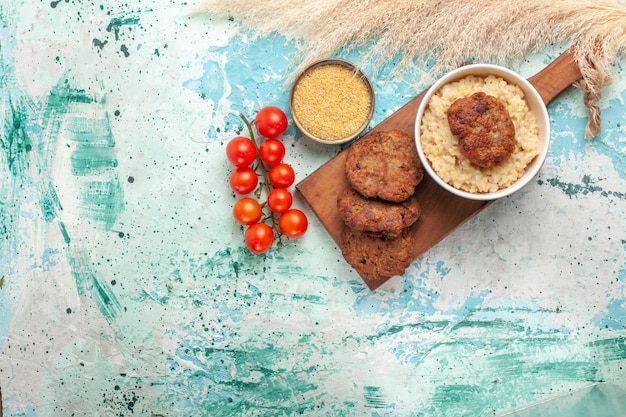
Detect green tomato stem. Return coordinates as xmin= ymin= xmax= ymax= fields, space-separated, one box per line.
xmin=240 ymin=112 xmax=282 ymax=240
xmin=240 ymin=113 xmax=272 ymax=195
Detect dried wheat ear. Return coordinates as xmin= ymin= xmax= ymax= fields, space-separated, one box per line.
xmin=194 ymin=0 xmax=626 ymax=138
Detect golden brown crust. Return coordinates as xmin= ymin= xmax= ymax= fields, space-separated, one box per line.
xmin=341 ymin=227 xmax=415 ymax=286
xmin=345 ymin=130 xmax=423 ymax=202
xmin=447 ymin=92 xmax=516 ymax=168
xmin=337 ymin=187 xmax=421 ymax=238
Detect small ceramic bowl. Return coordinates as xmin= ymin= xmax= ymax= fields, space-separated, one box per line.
xmin=414 ymin=64 xmax=550 ymax=200
xmin=289 ymin=58 xmax=375 ymax=145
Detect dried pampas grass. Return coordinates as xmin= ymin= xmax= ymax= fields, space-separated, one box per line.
xmin=195 ymin=0 xmax=626 ymax=138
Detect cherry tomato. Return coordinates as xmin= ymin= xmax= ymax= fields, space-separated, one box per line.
xmin=268 ymin=163 xmax=295 ymax=188
xmin=226 ymin=136 xmax=257 ymax=167
xmin=233 ymin=198 xmax=262 ymax=225
xmin=259 ymin=138 xmax=285 ymax=165
xmin=254 ymin=106 xmax=288 ymax=139
xmin=244 ymin=222 xmax=274 ymax=254
xmin=278 ymin=209 xmax=308 ymax=239
xmin=229 ymin=167 xmax=258 ymax=194
xmin=267 ymin=188 xmax=293 ymax=213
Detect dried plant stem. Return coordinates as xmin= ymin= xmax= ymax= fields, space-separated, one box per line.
xmin=195 ymin=0 xmax=626 ymax=138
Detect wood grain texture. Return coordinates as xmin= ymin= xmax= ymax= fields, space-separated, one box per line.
xmin=296 ymin=50 xmax=582 ymax=290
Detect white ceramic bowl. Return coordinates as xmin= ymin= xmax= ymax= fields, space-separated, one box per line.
xmin=414 ymin=64 xmax=550 ymax=200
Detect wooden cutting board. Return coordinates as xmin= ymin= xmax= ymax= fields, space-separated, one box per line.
xmin=296 ymin=50 xmax=582 ymax=290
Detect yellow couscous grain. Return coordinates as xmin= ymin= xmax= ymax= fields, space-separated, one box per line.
xmin=292 ymin=64 xmax=372 ymax=141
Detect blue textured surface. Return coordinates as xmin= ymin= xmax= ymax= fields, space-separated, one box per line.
xmin=0 ymin=1 xmax=625 ymax=416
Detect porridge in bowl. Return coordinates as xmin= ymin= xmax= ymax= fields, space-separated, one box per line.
xmin=419 ymin=74 xmax=540 ymax=194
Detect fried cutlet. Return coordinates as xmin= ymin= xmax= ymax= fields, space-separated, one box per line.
xmin=341 ymin=227 xmax=415 ymax=287
xmin=337 ymin=186 xmax=421 ymax=238
xmin=447 ymin=92 xmax=516 ymax=168
xmin=345 ymin=130 xmax=424 ymax=203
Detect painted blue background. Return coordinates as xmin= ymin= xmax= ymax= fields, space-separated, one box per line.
xmin=0 ymin=1 xmax=625 ymax=416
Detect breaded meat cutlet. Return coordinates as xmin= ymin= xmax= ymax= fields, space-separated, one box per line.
xmin=337 ymin=186 xmax=421 ymax=238
xmin=341 ymin=227 xmax=415 ymax=287
xmin=345 ymin=130 xmax=424 ymax=203
xmin=447 ymin=92 xmax=516 ymax=168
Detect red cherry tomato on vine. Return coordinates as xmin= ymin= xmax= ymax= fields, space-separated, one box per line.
xmin=267 ymin=188 xmax=293 ymax=213
xmin=278 ymin=209 xmax=308 ymax=239
xmin=268 ymin=163 xmax=295 ymax=188
xmin=255 ymin=106 xmax=288 ymax=139
xmin=245 ymin=223 xmax=275 ymax=254
xmin=226 ymin=136 xmax=257 ymax=167
xmin=259 ymin=138 xmax=285 ymax=165
xmin=229 ymin=167 xmax=258 ymax=194
xmin=233 ymin=198 xmax=262 ymax=225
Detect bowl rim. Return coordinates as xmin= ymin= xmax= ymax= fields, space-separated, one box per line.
xmin=289 ymin=58 xmax=375 ymax=145
xmin=414 ymin=63 xmax=550 ymax=201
